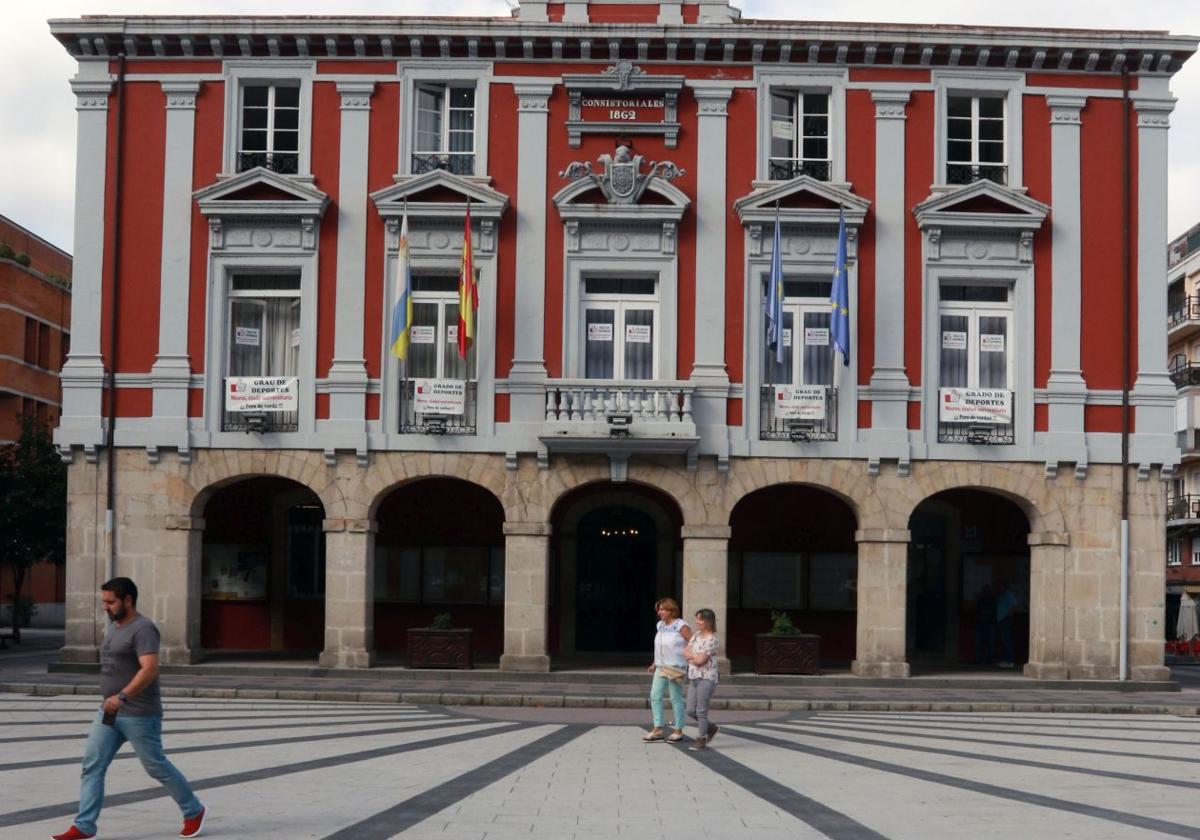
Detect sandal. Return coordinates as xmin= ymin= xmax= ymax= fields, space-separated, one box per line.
xmin=666 ymin=730 xmax=684 ymax=743
xmin=642 ymin=729 xmax=664 ymax=742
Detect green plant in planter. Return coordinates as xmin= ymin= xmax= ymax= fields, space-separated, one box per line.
xmin=430 ymin=612 xmax=453 ymax=630
xmin=769 ymin=610 xmax=800 ymax=636
xmin=0 ymin=243 xmax=13 ymax=259
xmin=13 ymin=252 xmax=31 ymax=267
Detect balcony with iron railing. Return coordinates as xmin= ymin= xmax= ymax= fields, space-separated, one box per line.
xmin=541 ymin=381 xmax=698 ymax=454
xmin=768 ymin=159 xmax=831 ymax=182
xmin=399 ymin=379 xmax=477 ymax=435
xmin=411 ymin=153 xmax=475 ymax=177
xmin=1170 ymin=363 xmax=1200 ymax=389
xmin=1168 ymin=493 xmax=1200 ymax=526
xmin=236 ymin=151 xmax=299 ymax=175
xmin=1169 ymin=295 xmax=1200 ymax=342
xmin=946 ymin=163 xmax=1008 ymax=186
xmin=936 ymin=389 xmax=1015 ymax=445
xmin=758 ymin=385 xmax=838 ymax=442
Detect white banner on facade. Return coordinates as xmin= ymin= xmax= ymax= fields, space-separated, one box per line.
xmin=225 ymin=377 xmax=298 ymax=412
xmin=410 ymin=325 xmax=436 ymax=344
xmin=773 ymin=385 xmax=827 ymax=420
xmin=805 ymin=327 xmax=829 ymax=346
xmin=939 ymin=387 xmax=1012 ymax=425
xmin=412 ymin=378 xmax=466 ymax=415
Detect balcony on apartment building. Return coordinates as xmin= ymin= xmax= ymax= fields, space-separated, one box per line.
xmin=1168 ymin=295 xmax=1200 ymax=344
xmin=1168 ymin=492 xmax=1200 ymax=527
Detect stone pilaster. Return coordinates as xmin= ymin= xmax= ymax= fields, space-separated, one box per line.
xmin=318 ymin=518 xmax=375 ymax=668
xmin=852 ymin=528 xmax=910 ymax=677
xmin=60 ymin=456 xmax=105 ymax=663
xmin=1024 ymin=530 xmax=1069 ymax=679
xmin=681 ymin=525 xmax=731 ymax=673
xmin=500 ymin=521 xmax=551 ymax=672
xmin=157 ymin=515 xmax=204 ymax=664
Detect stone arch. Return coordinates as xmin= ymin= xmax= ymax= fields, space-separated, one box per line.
xmin=509 ymin=460 xmax=697 ymax=529
xmin=893 ymin=462 xmax=1066 ymax=535
xmin=184 ymin=450 xmax=339 ymax=520
xmin=362 ymin=452 xmax=509 ymax=522
xmin=719 ymin=457 xmax=884 ymax=532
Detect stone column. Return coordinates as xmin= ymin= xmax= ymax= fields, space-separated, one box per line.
xmin=325 ymin=82 xmax=376 ymax=449
xmin=867 ymin=92 xmax=911 ymax=462
xmin=57 ymin=77 xmax=113 ymax=456
xmin=149 ymin=82 xmax=200 ymax=449
xmin=852 ymin=528 xmax=910 ymax=677
xmin=681 ymin=525 xmax=731 ymax=673
xmin=1129 ymin=482 xmax=1170 ymax=681
xmin=157 ymin=515 xmax=204 ymax=664
xmin=1043 ymin=97 xmax=1088 ymax=467
xmin=319 ymin=518 xmax=375 ymax=668
xmin=500 ymin=521 xmax=551 ymax=672
xmin=1024 ymin=530 xmax=1069 ymax=679
xmin=60 ymin=458 xmax=105 ymax=663
xmin=689 ymin=84 xmax=733 ymax=465
xmin=507 ymin=84 xmax=555 ymax=430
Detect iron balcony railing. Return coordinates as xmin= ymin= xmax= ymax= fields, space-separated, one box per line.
xmin=936 ymin=390 xmax=1015 ymax=445
xmin=1168 ymin=295 xmax=1200 ymax=329
xmin=758 ymin=385 xmax=838 ymax=441
xmin=399 ymin=378 xmax=477 ymax=435
xmin=221 ymin=410 xmax=298 ymax=433
xmin=1167 ymin=493 xmax=1200 ymax=522
xmin=946 ymin=163 xmax=1008 ymax=186
xmin=411 ymin=153 xmax=475 ymax=177
xmin=236 ymin=151 xmax=299 ymax=175
xmin=768 ymin=159 xmax=832 ymax=181
xmin=1170 ymin=364 xmax=1200 ymax=389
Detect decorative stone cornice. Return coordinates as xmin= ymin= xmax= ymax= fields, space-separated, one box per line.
xmin=70 ymin=79 xmax=112 ymax=111
xmin=1134 ymin=98 xmax=1174 ymax=129
xmin=514 ymin=82 xmax=554 ymax=112
xmin=1046 ymin=94 xmax=1085 ymax=125
xmin=871 ymin=90 xmax=910 ymax=120
xmin=691 ymin=82 xmax=733 ymax=116
xmin=336 ymin=80 xmax=375 ymax=110
xmin=161 ymin=80 xmax=200 ymax=110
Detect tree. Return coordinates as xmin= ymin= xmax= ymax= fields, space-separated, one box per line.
xmin=0 ymin=416 xmax=66 ymax=642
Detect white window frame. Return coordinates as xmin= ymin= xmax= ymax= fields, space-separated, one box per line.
xmin=763 ymin=281 xmax=836 ymax=387
xmin=755 ymin=68 xmax=846 ymax=184
xmin=937 ymin=291 xmax=1015 ymax=391
xmin=406 ymin=275 xmax=478 ymax=381
xmin=235 ymin=82 xmax=302 ymax=175
xmin=1168 ymin=539 xmax=1182 ymax=566
xmin=1192 ymin=549 xmax=1200 ymax=566
xmin=765 ymin=90 xmax=833 ymax=182
xmin=933 ymin=70 xmax=1024 ymax=190
xmin=945 ymin=94 xmax=1008 ymax=183
xmin=398 ymin=61 xmax=491 ymax=178
xmin=579 ymin=277 xmax=661 ymax=381
xmin=411 ymin=84 xmax=478 ymax=176
xmin=225 ymin=278 xmax=301 ymax=378
xmin=222 ymin=60 xmax=315 ymax=178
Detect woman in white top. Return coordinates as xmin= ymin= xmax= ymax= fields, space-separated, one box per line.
xmin=643 ymin=597 xmax=692 ymax=743
xmin=683 ymin=608 xmax=720 ymax=751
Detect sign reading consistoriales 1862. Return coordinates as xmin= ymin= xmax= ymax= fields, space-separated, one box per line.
xmin=564 ymin=60 xmax=684 ymax=148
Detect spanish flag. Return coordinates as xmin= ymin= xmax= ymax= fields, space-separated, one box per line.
xmin=389 ymin=210 xmax=413 ymax=360
xmin=457 ymin=201 xmax=477 ymax=359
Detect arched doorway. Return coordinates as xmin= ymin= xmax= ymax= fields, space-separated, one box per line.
xmin=373 ymin=478 xmax=505 ymax=662
xmin=550 ymin=483 xmax=682 ymax=662
xmin=200 ymin=477 xmax=325 ymax=653
xmin=727 ymin=485 xmax=858 ymax=670
xmin=907 ymin=489 xmax=1031 ymax=669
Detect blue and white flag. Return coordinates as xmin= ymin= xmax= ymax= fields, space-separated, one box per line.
xmin=829 ymin=209 xmax=850 ymax=384
xmin=764 ymin=210 xmax=785 ymax=365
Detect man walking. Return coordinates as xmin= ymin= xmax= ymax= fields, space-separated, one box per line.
xmin=52 ymin=577 xmax=206 ymax=840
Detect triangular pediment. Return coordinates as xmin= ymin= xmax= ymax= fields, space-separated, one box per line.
xmin=914 ymin=180 xmax=1049 ymax=231
xmin=371 ymin=170 xmax=509 ymax=221
xmin=553 ymin=175 xmax=690 ymax=211
xmin=194 ymin=167 xmax=330 ymax=216
xmin=734 ymin=176 xmax=870 ymax=227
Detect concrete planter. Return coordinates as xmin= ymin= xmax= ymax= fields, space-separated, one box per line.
xmin=407 ymin=627 xmax=473 ymax=669
xmin=754 ymin=633 xmax=820 ymax=674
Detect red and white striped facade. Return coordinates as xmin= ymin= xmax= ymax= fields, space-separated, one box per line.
xmin=49 ymin=1 xmax=1199 ymax=679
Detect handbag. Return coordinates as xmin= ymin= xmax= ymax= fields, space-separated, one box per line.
xmin=657 ymin=665 xmax=685 ymax=683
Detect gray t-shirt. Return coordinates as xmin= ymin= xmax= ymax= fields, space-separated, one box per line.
xmin=99 ymin=614 xmax=163 ymax=716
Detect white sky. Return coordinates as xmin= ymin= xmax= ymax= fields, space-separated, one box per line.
xmin=1 ymin=0 xmax=1197 ymax=253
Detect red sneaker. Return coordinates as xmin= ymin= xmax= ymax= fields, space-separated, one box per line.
xmin=50 ymin=827 xmax=95 ymax=840
xmin=179 ymin=805 xmax=207 ymax=838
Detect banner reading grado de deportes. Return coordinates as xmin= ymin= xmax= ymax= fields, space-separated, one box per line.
xmin=225 ymin=377 xmax=299 ymax=412
xmin=938 ymin=387 xmax=1012 ymax=425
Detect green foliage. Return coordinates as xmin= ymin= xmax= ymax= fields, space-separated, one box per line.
xmin=13 ymin=252 xmax=31 ymax=267
xmin=430 ymin=612 xmax=454 ymax=630
xmin=0 ymin=243 xmax=13 ymax=259
xmin=769 ymin=610 xmax=800 ymax=636
xmin=11 ymin=595 xmax=37 ymax=627
xmin=0 ymin=416 xmax=67 ymax=637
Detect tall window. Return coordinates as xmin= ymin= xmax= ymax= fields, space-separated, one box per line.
xmin=412 ymin=85 xmax=476 ymax=176
xmin=405 ymin=275 xmax=476 ymax=382
xmin=238 ymin=83 xmax=300 ymax=174
xmin=946 ymin=95 xmax=1006 ymax=185
xmin=227 ymin=274 xmax=301 ymax=379
xmin=1168 ymin=539 xmax=1182 ymax=566
xmin=768 ymin=91 xmax=830 ymax=181
xmin=581 ymin=277 xmax=658 ymax=380
xmin=938 ymin=284 xmax=1012 ymax=391
xmin=763 ymin=280 xmax=834 ymax=387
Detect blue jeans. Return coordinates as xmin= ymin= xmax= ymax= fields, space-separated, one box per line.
xmin=649 ymin=671 xmax=685 ymax=729
xmin=74 ymin=710 xmax=202 ymax=835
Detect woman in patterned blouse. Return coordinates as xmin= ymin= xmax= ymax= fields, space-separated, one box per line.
xmin=682 ymin=608 xmax=719 ymax=750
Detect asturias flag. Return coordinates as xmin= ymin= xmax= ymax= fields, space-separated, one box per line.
xmin=830 ymin=208 xmax=850 ymax=369
xmin=457 ymin=202 xmax=477 ymax=360
xmin=764 ymin=209 xmax=785 ymax=365
xmin=389 ymin=210 xmax=413 ymax=360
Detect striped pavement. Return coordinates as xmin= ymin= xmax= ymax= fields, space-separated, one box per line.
xmin=3 ymin=694 xmax=1199 ymax=839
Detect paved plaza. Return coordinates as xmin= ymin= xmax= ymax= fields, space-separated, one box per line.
xmin=3 ymin=694 xmax=1200 ymax=839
